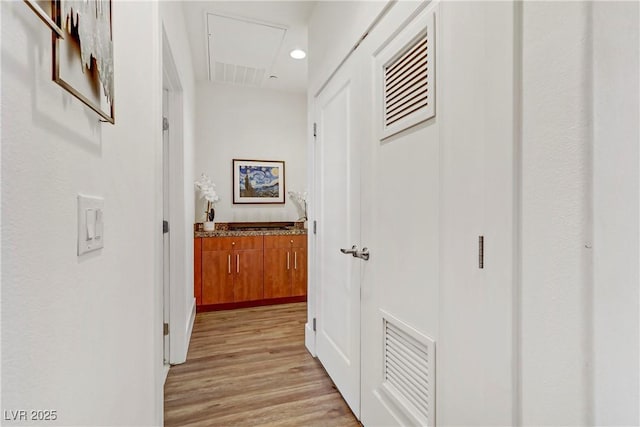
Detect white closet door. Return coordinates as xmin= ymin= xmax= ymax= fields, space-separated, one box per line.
xmin=360 ymin=3 xmax=440 ymax=425
xmin=314 ymin=49 xmax=363 ymax=418
xmin=359 ymin=1 xmax=517 ymax=425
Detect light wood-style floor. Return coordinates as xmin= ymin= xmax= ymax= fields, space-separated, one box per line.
xmin=164 ymin=303 xmax=360 ymax=427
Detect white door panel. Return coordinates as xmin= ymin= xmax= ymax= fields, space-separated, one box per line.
xmin=361 ymin=2 xmax=439 ymax=425
xmin=315 ymin=58 xmax=361 ymax=417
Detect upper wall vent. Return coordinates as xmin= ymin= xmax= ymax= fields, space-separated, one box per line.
xmin=384 ymin=33 xmax=429 ymax=128
xmin=206 ymin=12 xmax=287 ymax=87
xmin=376 ymin=6 xmax=436 ymax=140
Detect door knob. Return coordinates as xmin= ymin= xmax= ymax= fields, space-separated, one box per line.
xmin=340 ymin=245 xmax=358 ymax=255
xmin=354 ymin=247 xmax=370 ymax=261
xmin=340 ymin=245 xmax=370 ymax=261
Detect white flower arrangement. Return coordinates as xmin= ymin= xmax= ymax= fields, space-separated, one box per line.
xmin=288 ymin=190 xmax=308 ymax=221
xmin=195 ymin=173 xmax=219 ymax=222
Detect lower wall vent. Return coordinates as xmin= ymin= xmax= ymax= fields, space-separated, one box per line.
xmin=382 ymin=314 xmax=435 ymax=426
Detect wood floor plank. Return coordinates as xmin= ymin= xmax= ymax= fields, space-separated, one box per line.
xmin=164 ymin=303 xmax=359 ymax=427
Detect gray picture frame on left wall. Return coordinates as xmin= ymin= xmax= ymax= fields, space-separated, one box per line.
xmin=52 ymin=0 xmax=116 ymax=124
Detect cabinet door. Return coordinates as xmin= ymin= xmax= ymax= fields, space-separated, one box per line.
xmin=202 ymin=250 xmax=234 ymax=304
xmin=290 ymin=235 xmax=307 ymax=249
xmin=194 ymin=238 xmax=202 ymax=305
xmin=234 ymin=249 xmax=264 ymax=301
xmin=264 ymin=235 xmax=291 ymax=249
xmin=264 ymin=248 xmax=291 ymax=298
xmin=291 ymin=247 xmax=307 ymax=296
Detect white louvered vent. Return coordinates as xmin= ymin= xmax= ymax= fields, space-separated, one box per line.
xmin=376 ymin=6 xmax=436 ymax=140
xmin=213 ymin=61 xmax=266 ymax=86
xmin=382 ymin=315 xmax=435 ymax=426
xmin=384 ymin=33 xmax=429 ymax=128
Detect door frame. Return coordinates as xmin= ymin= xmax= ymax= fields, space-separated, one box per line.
xmin=162 ymin=86 xmax=171 ymax=369
xmin=305 ymin=97 xmax=318 ymax=356
xmin=162 ymin=27 xmax=191 ymax=365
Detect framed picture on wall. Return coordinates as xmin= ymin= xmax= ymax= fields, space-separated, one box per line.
xmin=233 ymin=159 xmax=285 ymax=204
xmin=52 ymin=0 xmax=115 ymax=123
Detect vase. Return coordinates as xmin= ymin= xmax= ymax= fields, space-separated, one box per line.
xmin=203 ymin=221 xmax=215 ymax=232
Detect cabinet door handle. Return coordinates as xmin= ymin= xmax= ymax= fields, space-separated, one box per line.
xmin=294 ymin=251 xmax=297 ymax=269
xmin=236 ymin=254 xmax=240 ymax=273
xmin=287 ymin=252 xmax=290 ymax=270
xmin=228 ymin=254 xmax=231 ymax=274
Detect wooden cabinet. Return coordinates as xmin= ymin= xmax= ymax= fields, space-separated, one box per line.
xmin=202 ymin=248 xmax=234 ymax=304
xmin=194 ymin=238 xmax=202 ymax=305
xmin=263 ymin=247 xmax=290 ymax=298
xmin=264 ymin=235 xmax=307 ymax=299
xmin=195 ymin=232 xmax=307 ymax=311
xmin=234 ymin=249 xmax=263 ymax=301
xmin=201 ymin=236 xmax=264 ymax=305
xmin=291 ymin=242 xmax=307 ymax=296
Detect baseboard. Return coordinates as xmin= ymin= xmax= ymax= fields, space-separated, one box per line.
xmin=305 ymin=322 xmax=316 ymax=357
xmin=197 ymin=295 xmax=307 ymax=312
xmin=163 ymin=364 xmax=170 ymax=384
xmin=185 ymin=297 xmax=196 ymax=351
xmin=169 ymin=298 xmax=196 ymax=365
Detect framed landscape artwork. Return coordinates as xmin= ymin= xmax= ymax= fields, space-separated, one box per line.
xmin=53 ymin=0 xmax=115 ymax=123
xmin=233 ymin=159 xmax=285 ymax=204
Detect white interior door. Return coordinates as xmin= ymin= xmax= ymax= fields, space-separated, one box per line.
xmin=314 ymin=52 xmax=363 ymax=418
xmin=162 ymin=88 xmax=170 ymax=366
xmin=357 ymin=1 xmax=517 ymax=425
xmin=360 ymin=3 xmax=440 ymax=426
xmin=311 ymin=1 xmax=516 ymax=424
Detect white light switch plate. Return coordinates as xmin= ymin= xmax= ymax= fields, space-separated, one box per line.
xmin=78 ymin=194 xmax=104 ymax=255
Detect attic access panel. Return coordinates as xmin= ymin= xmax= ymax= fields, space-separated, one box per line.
xmin=206 ymin=12 xmax=287 ymax=87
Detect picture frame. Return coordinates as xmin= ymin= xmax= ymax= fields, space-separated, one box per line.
xmin=23 ymin=0 xmax=65 ymax=38
xmin=52 ymin=0 xmax=115 ymax=123
xmin=233 ymin=159 xmax=286 ymax=204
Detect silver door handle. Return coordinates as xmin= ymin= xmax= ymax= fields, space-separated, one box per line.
xmin=228 ymin=254 xmax=231 ymax=274
xmin=287 ymin=252 xmax=290 ymax=270
xmin=236 ymin=254 xmax=239 ymax=273
xmin=354 ymin=247 xmax=370 ymax=261
xmin=340 ymin=245 xmax=358 ymax=255
xmin=294 ymin=251 xmax=297 ymax=269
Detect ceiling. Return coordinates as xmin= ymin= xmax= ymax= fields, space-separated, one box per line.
xmin=182 ymin=1 xmax=316 ymax=94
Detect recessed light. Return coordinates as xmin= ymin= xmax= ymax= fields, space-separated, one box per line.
xmin=290 ymin=49 xmax=306 ymax=59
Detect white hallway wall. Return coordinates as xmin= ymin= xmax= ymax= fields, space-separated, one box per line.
xmin=194 ymin=83 xmax=307 ymax=223
xmin=308 ymin=1 xmax=639 ymax=426
xmin=521 ymin=2 xmax=638 ymax=424
xmin=1 ymin=1 xmax=196 ymax=425
xmin=520 ymin=1 xmax=594 ymax=423
xmin=592 ymin=1 xmax=639 ymax=424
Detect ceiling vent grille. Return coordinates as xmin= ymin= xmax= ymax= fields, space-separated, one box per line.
xmin=381 ymin=313 xmax=435 ymax=426
xmin=376 ymin=6 xmax=436 ymax=140
xmin=213 ymin=61 xmax=266 ymax=86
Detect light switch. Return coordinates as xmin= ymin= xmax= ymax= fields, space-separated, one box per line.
xmin=86 ymin=209 xmax=96 ymax=240
xmin=95 ymin=209 xmax=103 ymax=242
xmin=78 ymin=195 xmax=104 ymax=255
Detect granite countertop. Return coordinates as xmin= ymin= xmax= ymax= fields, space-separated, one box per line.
xmin=195 ymin=228 xmax=307 ymax=238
